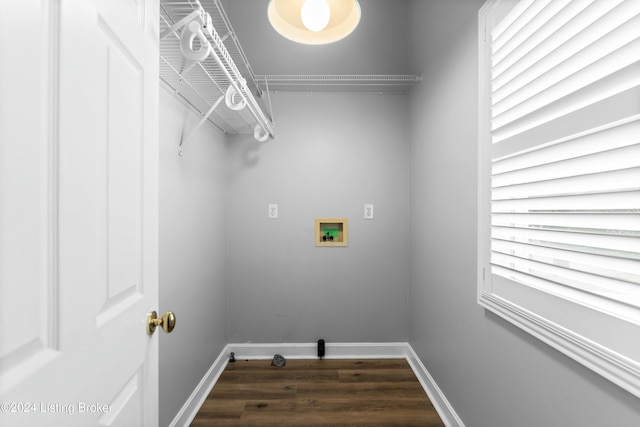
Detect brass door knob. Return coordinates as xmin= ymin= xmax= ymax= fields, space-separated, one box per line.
xmin=146 ymin=311 xmax=176 ymax=335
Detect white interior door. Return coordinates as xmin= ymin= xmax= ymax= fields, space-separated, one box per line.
xmin=0 ymin=1 xmax=160 ymax=426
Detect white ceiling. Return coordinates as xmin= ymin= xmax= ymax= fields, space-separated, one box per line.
xmin=220 ymin=0 xmax=412 ymax=76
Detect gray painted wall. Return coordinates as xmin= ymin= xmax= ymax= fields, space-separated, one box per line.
xmin=226 ymin=91 xmax=410 ymax=344
xmin=158 ymin=87 xmax=228 ymax=427
xmin=406 ymin=0 xmax=640 ymax=426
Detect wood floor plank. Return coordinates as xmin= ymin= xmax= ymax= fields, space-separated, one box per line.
xmin=220 ymin=368 xmax=340 ymax=383
xmin=338 ymin=368 xmax=420 ymax=383
xmin=296 ymin=381 xmax=426 ymax=400
xmin=190 ymin=359 xmax=444 ymax=426
xmin=192 ymin=400 xmax=246 ymax=420
xmin=209 ymin=383 xmax=298 ymax=400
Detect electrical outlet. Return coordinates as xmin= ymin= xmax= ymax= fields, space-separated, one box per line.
xmin=364 ymin=204 xmax=374 ymax=219
xmin=268 ymin=203 xmax=278 ymax=219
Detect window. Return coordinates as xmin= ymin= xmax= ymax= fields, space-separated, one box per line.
xmin=478 ymin=0 xmax=640 ymax=397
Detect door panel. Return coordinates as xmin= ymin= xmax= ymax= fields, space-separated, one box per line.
xmin=96 ymin=13 xmax=145 ymax=326
xmin=0 ymin=0 xmax=61 ymax=396
xmin=98 ymin=368 xmax=143 ymax=427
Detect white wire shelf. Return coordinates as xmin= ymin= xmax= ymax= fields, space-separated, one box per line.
xmin=256 ymin=74 xmax=422 ymax=94
xmin=159 ymin=0 xmax=274 ymax=141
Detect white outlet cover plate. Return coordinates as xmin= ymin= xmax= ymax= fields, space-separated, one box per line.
xmin=268 ymin=203 xmax=278 ymax=219
xmin=364 ymin=204 xmax=374 ymax=219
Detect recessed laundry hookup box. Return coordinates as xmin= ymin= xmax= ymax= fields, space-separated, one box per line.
xmin=315 ymin=218 xmax=348 ymax=247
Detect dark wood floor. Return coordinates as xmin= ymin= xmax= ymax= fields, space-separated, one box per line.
xmin=190 ymin=358 xmax=444 ymax=426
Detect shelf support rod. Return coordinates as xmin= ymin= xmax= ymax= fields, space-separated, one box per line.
xmin=178 ymin=94 xmax=224 ymax=156
xmin=264 ymin=78 xmax=275 ymax=125
xmin=160 ymin=9 xmax=202 ymax=40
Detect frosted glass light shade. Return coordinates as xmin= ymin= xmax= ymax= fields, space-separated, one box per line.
xmin=301 ymin=0 xmax=331 ymax=32
xmin=268 ymin=0 xmax=361 ymax=45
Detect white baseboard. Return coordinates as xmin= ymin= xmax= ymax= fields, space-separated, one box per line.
xmin=405 ymin=345 xmax=466 ymax=427
xmin=171 ymin=342 xmax=464 ymax=427
xmin=228 ymin=341 xmax=411 ymax=360
xmin=168 ymin=344 xmax=230 ymax=427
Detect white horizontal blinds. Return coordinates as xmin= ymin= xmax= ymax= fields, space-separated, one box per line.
xmin=489 ymin=0 xmax=640 ymax=308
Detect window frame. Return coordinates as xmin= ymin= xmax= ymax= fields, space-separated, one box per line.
xmin=477 ymin=0 xmax=640 ymax=399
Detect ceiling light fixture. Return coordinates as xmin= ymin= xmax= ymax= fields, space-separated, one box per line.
xmin=268 ymin=0 xmax=361 ymax=45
